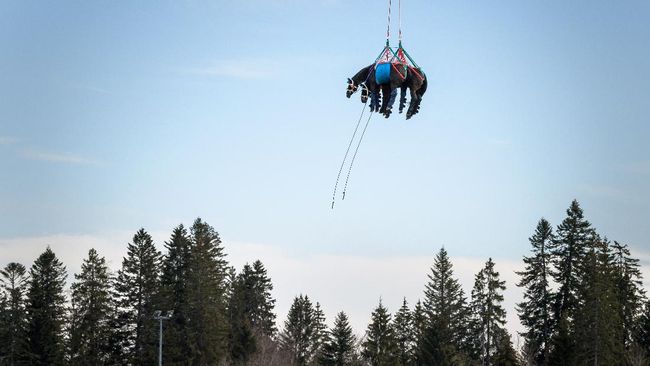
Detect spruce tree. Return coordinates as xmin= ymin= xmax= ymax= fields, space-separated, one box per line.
xmin=312 ymin=302 xmax=328 ymax=363
xmin=26 ymin=247 xmax=68 ymax=366
xmin=491 ymin=329 xmax=521 ymax=366
xmin=0 ymin=262 xmax=29 ymax=365
xmin=611 ymin=241 xmax=645 ymax=348
xmin=468 ymin=258 xmax=507 ymax=366
xmin=159 ymin=224 xmax=193 ymax=365
xmin=516 ymin=218 xmax=554 ymax=366
xmin=186 ymin=218 xmax=230 ymax=365
xmin=551 ymin=200 xmax=592 ymax=322
xmin=320 ymin=311 xmax=357 ymax=366
xmin=114 ymin=228 xmax=161 ymax=366
xmin=411 ymin=300 xmax=427 ymax=365
xmin=362 ymin=300 xmax=398 ymax=365
xmin=634 ymin=300 xmax=650 ymax=358
xmin=227 ymin=260 xmax=277 ymax=364
xmin=573 ymin=237 xmax=625 ymax=365
xmin=392 ymin=298 xmax=415 ymax=365
xmin=68 ymin=249 xmax=113 ymax=366
xmin=546 ymin=314 xmax=575 ymax=366
xmin=423 ymin=247 xmax=468 ymax=361
xmin=227 ymin=266 xmax=257 ymax=364
xmin=280 ymin=294 xmax=317 ymax=365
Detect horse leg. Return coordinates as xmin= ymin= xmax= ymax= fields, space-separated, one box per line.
xmin=386 ymin=88 xmax=397 ymax=117
xmin=406 ymin=87 xmax=420 ymax=120
xmin=369 ymin=87 xmax=381 ymax=112
xmin=379 ymin=84 xmax=391 ymax=115
xmin=398 ymin=86 xmax=407 ymax=113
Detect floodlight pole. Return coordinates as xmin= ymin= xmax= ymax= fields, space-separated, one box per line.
xmin=154 ymin=310 xmax=173 ymax=366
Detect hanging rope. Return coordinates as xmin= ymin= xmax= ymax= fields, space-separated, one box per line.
xmin=342 ymin=111 xmax=374 ymax=200
xmin=398 ymin=0 xmax=402 ymax=42
xmin=331 ymin=103 xmax=367 ymax=209
xmin=386 ymin=0 xmax=392 ymax=43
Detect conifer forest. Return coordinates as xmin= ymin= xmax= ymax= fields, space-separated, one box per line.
xmin=0 ymin=200 xmax=648 ymax=366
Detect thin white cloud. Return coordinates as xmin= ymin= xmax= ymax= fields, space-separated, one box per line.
xmin=619 ymin=161 xmax=650 ymax=175
xmin=185 ymin=59 xmax=276 ymax=80
xmin=20 ymin=148 xmax=97 ymax=165
xmin=0 ymin=136 xmax=18 ymax=145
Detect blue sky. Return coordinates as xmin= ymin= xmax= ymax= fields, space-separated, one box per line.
xmin=1 ymin=0 xmax=650 ymax=334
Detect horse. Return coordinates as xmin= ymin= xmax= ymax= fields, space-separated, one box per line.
xmin=347 ymin=64 xmax=427 ymax=118
xmin=399 ymin=66 xmax=427 ymax=119
xmin=346 ymin=64 xmax=382 ymax=112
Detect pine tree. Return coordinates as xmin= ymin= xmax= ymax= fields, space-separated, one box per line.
xmin=411 ymin=300 xmax=427 ymax=365
xmin=114 ymin=228 xmax=161 ymax=366
xmin=68 ymin=249 xmax=113 ymax=365
xmin=516 ymin=218 xmax=554 ymax=366
xmin=362 ymin=300 xmax=398 ymax=365
xmin=0 ymin=262 xmax=29 ymax=365
xmin=573 ymin=237 xmax=625 ymax=365
xmin=159 ymin=224 xmax=193 ymax=365
xmin=311 ymin=302 xmax=328 ymax=363
xmin=227 ymin=260 xmax=277 ymax=364
xmin=634 ymin=300 xmax=650 ymax=358
xmin=423 ymin=247 xmax=468 ymax=361
xmin=26 ymin=247 xmax=68 ymax=366
xmin=280 ymin=294 xmax=318 ymax=365
xmin=186 ymin=218 xmax=230 ymax=365
xmin=551 ymin=200 xmax=593 ymax=322
xmin=491 ymin=329 xmax=521 ymax=366
xmin=320 ymin=311 xmax=357 ymax=366
xmin=611 ymin=241 xmax=645 ymax=348
xmin=392 ymin=298 xmax=415 ymax=365
xmin=469 ymin=258 xmax=507 ymax=366
xmin=546 ymin=314 xmax=575 ymax=366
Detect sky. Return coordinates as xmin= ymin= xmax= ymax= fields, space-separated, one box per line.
xmin=1 ymin=0 xmax=650 ymax=339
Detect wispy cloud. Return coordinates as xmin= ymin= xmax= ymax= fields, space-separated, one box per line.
xmin=0 ymin=136 xmax=18 ymax=145
xmin=185 ymin=59 xmax=276 ymax=80
xmin=619 ymin=161 xmax=650 ymax=175
xmin=20 ymin=148 xmax=97 ymax=165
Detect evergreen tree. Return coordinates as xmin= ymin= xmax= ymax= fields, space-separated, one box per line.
xmin=311 ymin=302 xmax=328 ymax=363
xmin=634 ymin=300 xmax=650 ymax=358
xmin=320 ymin=311 xmax=357 ymax=366
xmin=546 ymin=314 xmax=575 ymax=366
xmin=551 ymin=200 xmax=593 ymax=322
xmin=114 ymin=228 xmax=161 ymax=366
xmin=67 ymin=249 xmax=113 ymax=365
xmin=26 ymin=247 xmax=68 ymax=366
xmin=423 ymin=247 xmax=468 ymax=361
xmin=159 ymin=224 xmax=193 ymax=365
xmin=392 ymin=298 xmax=415 ymax=365
xmin=227 ymin=267 xmax=257 ymax=365
xmin=573 ymin=237 xmax=625 ymax=365
xmin=0 ymin=262 xmax=29 ymax=365
xmin=611 ymin=241 xmax=645 ymax=348
xmin=516 ymin=218 xmax=554 ymax=366
xmin=491 ymin=329 xmax=520 ymax=366
xmin=280 ymin=294 xmax=318 ymax=365
xmin=411 ymin=300 xmax=427 ymax=365
xmin=362 ymin=300 xmax=398 ymax=366
xmin=186 ymin=218 xmax=230 ymax=365
xmin=469 ymin=258 xmax=507 ymax=366
xmin=227 ymin=260 xmax=277 ymax=364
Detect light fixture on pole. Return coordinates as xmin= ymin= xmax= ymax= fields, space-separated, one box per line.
xmin=153 ymin=310 xmax=174 ymax=366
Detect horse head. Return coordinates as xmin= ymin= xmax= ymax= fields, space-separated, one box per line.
xmin=346 ymin=78 xmax=359 ymax=98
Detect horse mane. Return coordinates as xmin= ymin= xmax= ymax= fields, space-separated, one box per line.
xmin=351 ymin=64 xmax=375 ymax=85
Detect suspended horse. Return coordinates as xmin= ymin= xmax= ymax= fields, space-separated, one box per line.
xmin=334 ymin=0 xmax=427 ymax=208
xmin=346 ymin=41 xmax=427 ymax=119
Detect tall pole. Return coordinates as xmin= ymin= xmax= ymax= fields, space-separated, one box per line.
xmin=159 ymin=318 xmax=163 ymax=366
xmin=153 ymin=310 xmax=173 ymax=366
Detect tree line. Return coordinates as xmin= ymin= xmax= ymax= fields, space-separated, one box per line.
xmin=0 ymin=201 xmax=648 ymax=366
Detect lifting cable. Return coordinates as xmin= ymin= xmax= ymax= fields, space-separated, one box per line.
xmin=331 ymin=103 xmax=367 ymax=209
xmin=342 ymin=111 xmax=374 ymax=201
